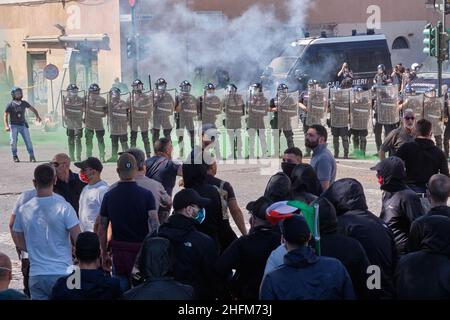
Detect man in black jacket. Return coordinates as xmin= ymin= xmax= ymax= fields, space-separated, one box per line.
xmin=51 ymin=232 xmax=122 ymax=300
xmin=322 ymin=178 xmax=398 ymax=299
xmin=396 ymin=119 xmax=449 ymax=194
xmin=156 ymin=188 xmax=218 ymax=299
xmin=215 ymin=196 xmax=280 ymax=300
xmin=395 ymin=215 xmax=450 ymax=299
xmin=264 ymin=172 xmax=291 ymax=203
xmin=124 ymin=236 xmax=195 ymax=300
xmin=371 ymin=156 xmax=424 ymax=254
xmin=426 ymin=174 xmax=450 ymax=218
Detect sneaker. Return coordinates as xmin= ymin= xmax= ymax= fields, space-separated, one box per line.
xmin=13 ymin=156 xmax=20 ymax=163
xmin=30 ymin=155 xmax=36 ymax=162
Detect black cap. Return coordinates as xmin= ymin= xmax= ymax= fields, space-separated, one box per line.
xmin=246 ymin=196 xmax=272 ymax=220
xmin=74 ymin=157 xmax=103 ymax=172
xmin=280 ymin=215 xmax=311 ymax=245
xmin=173 ymin=188 xmax=210 ymax=210
xmin=370 ymin=156 xmax=405 ymax=180
xmin=75 ymin=232 xmax=100 ymax=262
xmin=119 ymin=148 xmax=145 ymax=169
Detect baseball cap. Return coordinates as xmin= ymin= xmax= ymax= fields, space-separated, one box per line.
xmin=74 ymin=157 xmax=103 ymax=172
xmin=75 ymin=232 xmax=100 ymax=262
xmin=246 ymin=196 xmax=273 ymax=220
xmin=280 ymin=215 xmax=311 ymax=245
xmin=173 ymin=188 xmax=211 ymax=210
xmin=117 ymin=153 xmax=137 ymax=179
xmin=265 ymin=201 xmax=300 ymax=225
xmin=119 ymin=148 xmax=145 ymax=168
xmin=202 ymin=123 xmax=220 ymax=142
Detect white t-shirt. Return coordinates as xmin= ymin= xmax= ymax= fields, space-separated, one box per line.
xmin=13 ymin=195 xmax=79 ymax=277
xmin=12 ymin=189 xmax=65 ymax=215
xmin=78 ymin=180 xmax=109 ymax=232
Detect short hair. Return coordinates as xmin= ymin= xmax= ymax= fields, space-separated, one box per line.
xmin=415 ymin=119 xmax=432 ymax=137
xmin=428 ymin=174 xmax=450 ymax=202
xmin=0 ymin=252 xmax=11 ymax=279
xmin=125 ymin=148 xmax=146 ymax=170
xmin=154 ymin=138 xmax=172 ymax=154
xmin=34 ymin=164 xmax=55 ymax=188
xmin=310 ymin=124 xmax=328 ymax=142
xmin=75 ymin=232 xmax=100 ymax=262
xmin=284 ymin=147 xmax=303 ymax=158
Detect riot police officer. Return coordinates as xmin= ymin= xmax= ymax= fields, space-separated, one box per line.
xmin=85 ymin=83 xmax=107 ymax=162
xmin=129 ymin=79 xmax=152 ymax=157
xmin=270 ymin=83 xmax=297 ymax=157
xmin=152 ymin=78 xmax=175 ymax=146
xmin=350 ymin=86 xmax=370 ymax=157
xmin=247 ymin=83 xmax=269 ymax=159
xmin=63 ymin=84 xmax=85 ymax=161
xmin=107 ymin=87 xmax=129 ymax=162
xmin=175 ymin=80 xmax=198 ymax=158
xmin=199 ymin=83 xmax=222 ymax=159
xmin=222 ymin=83 xmax=245 ymax=159
xmin=328 ymin=87 xmax=350 ymax=159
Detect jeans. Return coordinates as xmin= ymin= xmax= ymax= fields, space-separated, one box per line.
xmin=29 ymin=274 xmax=64 ymax=300
xmin=10 ymin=124 xmax=34 ymax=157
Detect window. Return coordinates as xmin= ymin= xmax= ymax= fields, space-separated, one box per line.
xmin=392 ymin=36 xmax=409 ymax=50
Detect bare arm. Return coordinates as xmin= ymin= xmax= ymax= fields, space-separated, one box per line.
xmin=69 ymin=224 xmax=81 ymax=244
xmin=28 ymin=106 xmax=41 ymax=122
xmin=98 ymin=216 xmax=112 ymax=272
xmin=9 ymin=215 xmax=19 ymax=247
xmin=228 ymin=199 xmax=247 ymax=236
xmin=177 ymin=165 xmax=183 ymax=176
xmin=148 ymin=209 xmax=160 ymax=234
xmin=4 ymin=112 xmax=10 ymax=131
xmin=298 ymin=102 xmax=307 ymax=111
xmin=12 ymin=231 xmax=27 ymax=252
xmin=379 ymin=150 xmax=386 ymax=161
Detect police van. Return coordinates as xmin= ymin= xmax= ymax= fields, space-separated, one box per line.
xmin=261 ymin=33 xmax=392 ymax=92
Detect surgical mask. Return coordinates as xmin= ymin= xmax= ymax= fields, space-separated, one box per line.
xmin=194 ymin=208 xmax=206 ymax=224
xmin=281 ymin=162 xmax=296 ymax=177
xmin=207 ymin=93 xmax=214 ymax=98
xmin=79 ymin=171 xmax=89 ymax=184
xmin=157 ymin=85 xmax=166 ymax=92
xmin=378 ymin=175 xmax=384 ymax=186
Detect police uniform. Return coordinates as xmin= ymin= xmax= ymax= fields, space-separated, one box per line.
xmin=444 ymin=91 xmax=450 ymax=158
xmin=85 ymin=91 xmax=107 ymax=161
xmin=223 ymin=92 xmax=245 ymax=158
xmin=108 ymin=95 xmax=129 ymax=161
xmin=270 ymin=93 xmax=296 ymax=156
xmin=63 ymin=94 xmax=85 ymax=161
xmin=298 ymin=90 xmax=311 ymax=156
xmin=247 ymin=92 xmax=269 ymax=158
xmin=129 ymin=92 xmax=153 ymax=157
xmin=152 ymin=91 xmax=175 ymax=146
xmin=350 ymin=92 xmax=371 ymax=156
xmin=175 ymin=91 xmax=198 ymax=157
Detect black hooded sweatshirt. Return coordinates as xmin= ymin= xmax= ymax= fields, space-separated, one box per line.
xmin=395 ymin=215 xmax=450 ymax=299
xmin=322 ymin=178 xmax=398 ymax=299
xmin=377 ymin=157 xmax=424 ymax=255
xmin=290 ymin=164 xmax=322 ymax=204
xmin=124 ymin=236 xmax=195 ymax=300
xmin=312 ymin=197 xmax=373 ymax=299
xmin=155 ymin=214 xmax=218 ymax=299
xmin=264 ymin=172 xmax=291 ymax=203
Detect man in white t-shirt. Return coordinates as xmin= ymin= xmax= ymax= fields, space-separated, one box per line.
xmin=9 ymin=187 xmax=65 ymax=297
xmin=75 ymin=157 xmax=109 ymax=232
xmin=12 ymin=164 xmax=81 ymax=300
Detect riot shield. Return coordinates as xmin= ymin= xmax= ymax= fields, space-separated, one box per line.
xmin=306 ymin=88 xmax=328 ymax=126
xmin=246 ymin=90 xmax=269 ymax=129
xmin=85 ymin=91 xmax=108 ymax=131
xmin=61 ymin=90 xmax=86 ymax=129
xmin=424 ymin=95 xmax=444 ymax=136
xmin=277 ymin=91 xmax=300 ymax=130
xmin=177 ymin=92 xmax=198 ymax=131
xmin=107 ymin=92 xmax=130 ymax=136
xmin=405 ymin=94 xmax=423 ymax=121
xmin=350 ymin=90 xmax=372 ymax=130
xmin=130 ymin=90 xmax=153 ymax=132
xmin=376 ymin=85 xmax=399 ymax=125
xmin=153 ymin=88 xmax=176 ymax=130
xmin=330 ymin=88 xmax=350 ymax=128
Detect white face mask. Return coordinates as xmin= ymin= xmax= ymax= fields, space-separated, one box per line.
xmin=207 ymin=92 xmax=214 ymax=98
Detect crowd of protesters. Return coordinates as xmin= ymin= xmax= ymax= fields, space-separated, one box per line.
xmin=2 ymin=119 xmax=450 ymax=300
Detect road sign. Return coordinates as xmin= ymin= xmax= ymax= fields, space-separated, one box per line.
xmin=43 ymin=64 xmax=59 ymax=80
xmin=129 ymin=0 xmax=136 ymax=7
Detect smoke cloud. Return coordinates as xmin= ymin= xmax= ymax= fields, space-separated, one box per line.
xmin=134 ymin=0 xmax=312 ymax=92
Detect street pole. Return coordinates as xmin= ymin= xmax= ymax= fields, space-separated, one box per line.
xmin=131 ymin=4 xmax=139 ymax=80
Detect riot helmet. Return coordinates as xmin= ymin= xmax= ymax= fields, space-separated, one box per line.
xmin=155 ymin=78 xmax=167 ymax=92
xmin=11 ymin=86 xmax=23 ymax=100
xmin=179 ymin=80 xmax=191 ymax=93
xmin=132 ymin=79 xmax=144 ymax=92
xmin=67 ymin=84 xmax=79 ymax=98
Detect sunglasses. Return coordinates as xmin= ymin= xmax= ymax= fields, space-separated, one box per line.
xmin=51 ymin=161 xmax=68 ymax=168
xmin=404 ymin=116 xmax=415 ymax=120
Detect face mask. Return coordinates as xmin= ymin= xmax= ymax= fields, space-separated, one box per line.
xmin=207 ymin=93 xmax=214 ymax=98
xmin=377 ymin=175 xmax=383 ymax=186
xmin=281 ymin=162 xmax=296 ymax=177
xmin=79 ymin=171 xmax=89 ymax=184
xmin=194 ymin=208 xmax=206 ymax=224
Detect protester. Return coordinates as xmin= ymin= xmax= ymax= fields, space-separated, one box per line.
xmin=75 ymin=157 xmax=108 ymax=232
xmin=264 ymin=172 xmax=291 ymax=203
xmin=260 ymin=215 xmax=355 ymax=300
xmin=124 ymin=236 xmax=195 ymax=300
xmin=12 ymin=163 xmax=81 ymax=300
xmin=51 ymin=232 xmax=122 ymax=300
xmin=280 ymin=147 xmax=303 ymax=177
xmin=395 ymin=215 xmax=450 ymax=299
xmin=323 ymin=178 xmax=398 ymax=299
xmin=371 ymin=156 xmax=424 ymax=254
xmin=0 ymin=252 xmax=28 ymax=300
xmin=306 ymin=125 xmax=337 ymax=191
xmin=290 ymin=164 xmax=323 ymax=203
xmin=215 ymin=196 xmax=280 ymax=300
xmin=98 ymin=153 xmax=156 ymax=292
xmin=52 ymin=153 xmax=86 ymax=215
xmin=155 ymin=188 xmax=218 ymax=299
xmin=426 ymin=174 xmax=450 ymax=218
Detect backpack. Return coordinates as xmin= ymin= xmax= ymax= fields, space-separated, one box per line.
xmin=213 ymin=180 xmax=229 ymax=220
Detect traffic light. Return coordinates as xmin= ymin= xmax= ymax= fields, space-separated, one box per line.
xmin=423 ymin=23 xmax=437 ymax=57
xmin=126 ymin=37 xmax=136 ymax=59
xmin=439 ymin=29 xmax=449 ymax=61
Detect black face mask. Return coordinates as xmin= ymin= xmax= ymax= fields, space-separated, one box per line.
xmin=281 ymin=162 xmax=297 ymax=177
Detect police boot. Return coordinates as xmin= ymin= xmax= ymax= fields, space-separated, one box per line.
xmin=75 ymin=136 xmax=82 ymax=162
xmin=342 ymin=136 xmax=350 ymax=159
xmin=130 ymin=131 xmax=138 ymax=149
xmin=108 ymin=138 xmax=119 ymax=163
xmin=352 ymin=135 xmax=360 ymax=153
xmin=98 ymin=133 xmax=106 ymax=162
xmin=333 ymin=136 xmax=340 ymax=158
xmin=142 ymin=132 xmax=151 ymax=158
xmin=68 ymin=140 xmax=75 ymax=161
xmin=360 ymin=136 xmax=367 ymax=157
xmin=120 ymin=135 xmax=129 ymax=153
xmin=86 ymin=131 xmax=93 ymax=158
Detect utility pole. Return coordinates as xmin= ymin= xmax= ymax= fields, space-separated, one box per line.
xmin=129 ymin=0 xmax=139 ymax=80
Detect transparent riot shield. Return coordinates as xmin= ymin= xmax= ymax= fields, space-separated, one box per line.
xmin=107 ymin=92 xmax=130 ymax=136
xmin=277 ymin=91 xmax=300 ymax=130
xmin=306 ymin=87 xmax=328 ymax=126
xmin=424 ymin=95 xmax=444 ymax=136
xmin=85 ymin=91 xmax=108 ymax=131
xmin=153 ymin=88 xmax=176 ymax=130
xmin=350 ymin=90 xmax=372 ymax=130
xmin=376 ymin=85 xmax=399 ymax=125
xmin=130 ymin=90 xmax=153 ymax=132
xmin=405 ymin=94 xmax=424 ymax=121
xmin=330 ymin=88 xmax=351 ymax=128
xmin=246 ymin=89 xmax=269 ymax=129
xmin=60 ymin=89 xmax=86 ymax=129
